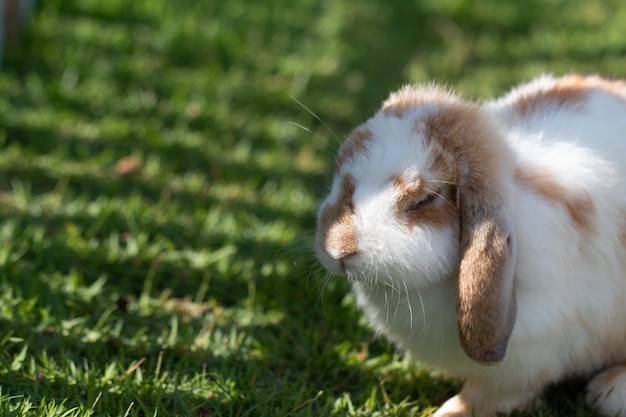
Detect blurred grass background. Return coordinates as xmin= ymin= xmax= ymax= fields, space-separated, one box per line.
xmin=0 ymin=0 xmax=625 ymax=416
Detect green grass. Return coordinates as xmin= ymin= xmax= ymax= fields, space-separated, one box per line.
xmin=0 ymin=0 xmax=625 ymax=415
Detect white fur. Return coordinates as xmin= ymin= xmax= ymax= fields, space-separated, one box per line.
xmin=587 ymin=367 xmax=626 ymax=417
xmin=316 ymin=75 xmax=626 ymax=416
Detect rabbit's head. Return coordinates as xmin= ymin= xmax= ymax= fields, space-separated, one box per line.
xmin=315 ymin=85 xmax=518 ymax=364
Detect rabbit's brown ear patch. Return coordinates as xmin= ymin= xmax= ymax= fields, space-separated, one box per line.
xmin=516 ymin=166 xmax=596 ymax=234
xmin=335 ymin=127 xmax=373 ymax=170
xmin=421 ymin=102 xmax=517 ymax=364
xmin=421 ymin=103 xmax=506 ymax=188
xmin=318 ymin=175 xmax=358 ymax=259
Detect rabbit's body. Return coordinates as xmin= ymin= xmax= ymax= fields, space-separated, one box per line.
xmin=315 ymin=75 xmax=626 ymax=416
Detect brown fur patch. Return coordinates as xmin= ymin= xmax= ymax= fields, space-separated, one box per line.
xmin=392 ymin=175 xmax=422 ymax=205
xmin=335 ymin=127 xmax=373 ymax=170
xmin=574 ymin=74 xmax=626 ymax=96
xmin=428 ymin=141 xmax=457 ymax=179
xmin=393 ymin=174 xmax=458 ymax=230
xmin=513 ymin=74 xmax=626 ymax=118
xmin=382 ymin=85 xmax=459 ymax=118
xmin=318 ymin=175 xmax=358 ymax=258
xmin=514 ymin=76 xmax=588 ymax=118
xmin=422 ymin=104 xmax=484 ymax=152
xmin=516 ymin=166 xmax=596 ymax=234
xmin=456 ymin=214 xmax=516 ymax=364
xmin=409 ymin=186 xmax=457 ymax=229
xmin=382 ymin=95 xmax=422 ymax=118
xmin=420 ymin=103 xmax=507 ymax=189
xmin=420 ymin=101 xmax=517 ymax=363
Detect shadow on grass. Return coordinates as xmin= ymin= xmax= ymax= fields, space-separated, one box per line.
xmin=1 ymin=0 xmax=622 ymax=415
xmin=0 ymin=290 xmax=456 ymax=415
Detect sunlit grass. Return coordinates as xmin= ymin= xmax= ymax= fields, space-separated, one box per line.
xmin=0 ymin=0 xmax=624 ymax=415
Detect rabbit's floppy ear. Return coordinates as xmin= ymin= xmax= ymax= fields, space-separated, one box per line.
xmin=422 ymin=103 xmax=517 ymax=364
xmin=456 ymin=180 xmax=517 ymax=364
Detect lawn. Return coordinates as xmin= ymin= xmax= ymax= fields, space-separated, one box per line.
xmin=1 ymin=0 xmax=625 ymax=416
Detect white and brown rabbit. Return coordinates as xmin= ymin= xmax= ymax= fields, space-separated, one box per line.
xmin=315 ymin=74 xmax=626 ymax=416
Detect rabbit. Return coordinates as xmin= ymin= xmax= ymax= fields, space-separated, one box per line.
xmin=314 ymin=74 xmax=626 ymax=416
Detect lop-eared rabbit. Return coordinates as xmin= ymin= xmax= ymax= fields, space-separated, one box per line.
xmin=315 ymin=75 xmax=626 ymax=416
